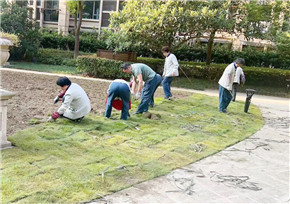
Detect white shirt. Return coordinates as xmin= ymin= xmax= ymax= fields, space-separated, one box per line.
xmin=234 ymin=67 xmax=245 ymax=84
xmin=58 ymin=83 xmax=91 ymax=119
xmin=163 ymin=53 xmax=179 ymax=77
xmin=218 ymin=62 xmax=236 ymax=91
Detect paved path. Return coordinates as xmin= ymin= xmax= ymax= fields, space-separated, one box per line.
xmin=2 ymin=68 xmax=289 ymax=203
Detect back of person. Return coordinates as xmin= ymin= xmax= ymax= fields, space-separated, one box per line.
xmin=131 ymin=63 xmax=156 ymax=82
xmin=63 ymin=83 xmax=91 ymax=119
xmin=234 ymin=67 xmax=245 ymax=84
xmin=218 ymin=63 xmax=235 ymax=91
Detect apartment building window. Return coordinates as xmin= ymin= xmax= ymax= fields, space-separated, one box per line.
xmin=44 ymin=0 xmax=59 ymax=22
xmin=83 ymin=0 xmax=100 ymax=20
xmin=37 ymin=0 xmax=41 ymax=6
xmin=119 ymin=0 xmax=125 ymax=10
xmin=29 ymin=0 xmax=33 ymax=5
xmin=101 ymin=13 xmax=111 ymax=27
xmin=36 ymin=8 xmax=40 ymax=20
xmin=103 ymin=0 xmax=117 ymax=11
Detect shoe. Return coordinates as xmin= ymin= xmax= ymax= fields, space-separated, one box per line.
xmin=164 ymin=96 xmax=173 ymax=100
xmin=219 ymin=109 xmax=227 ymax=113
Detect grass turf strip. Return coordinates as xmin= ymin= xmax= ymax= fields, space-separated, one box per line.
xmin=1 ymin=94 xmax=263 ymax=203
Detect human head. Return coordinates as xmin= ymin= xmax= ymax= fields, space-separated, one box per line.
xmin=56 ymin=77 xmax=71 ymax=91
xmin=235 ymin=58 xmax=245 ymax=67
xmin=161 ymin=46 xmax=170 ymax=57
xmin=121 ymin=63 xmax=132 ymax=74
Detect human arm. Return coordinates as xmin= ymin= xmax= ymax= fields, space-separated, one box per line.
xmin=171 ymin=55 xmax=179 ymax=76
xmin=136 ymin=74 xmax=143 ymax=94
xmin=57 ymin=93 xmax=73 ymax=115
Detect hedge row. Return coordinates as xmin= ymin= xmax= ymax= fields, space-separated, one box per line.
xmin=40 ymin=32 xmax=107 ymax=53
xmin=76 ymin=55 xmax=289 ymax=88
xmin=175 ymin=46 xmax=290 ymax=69
xmin=76 ymin=55 xmax=129 ymax=80
xmin=137 ymin=57 xmax=290 ymax=88
xmin=39 ymin=32 xmax=290 ymax=69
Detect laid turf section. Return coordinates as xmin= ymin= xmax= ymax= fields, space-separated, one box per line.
xmin=1 ymin=94 xmax=263 ymax=203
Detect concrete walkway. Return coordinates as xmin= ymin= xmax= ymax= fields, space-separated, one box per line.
xmin=2 ymin=68 xmax=289 ymax=203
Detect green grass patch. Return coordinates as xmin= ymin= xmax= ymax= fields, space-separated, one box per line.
xmin=1 ymin=94 xmax=263 ymax=203
xmin=8 ymin=61 xmax=80 ymax=75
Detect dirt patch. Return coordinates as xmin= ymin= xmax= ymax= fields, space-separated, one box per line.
xmin=1 ymin=70 xmax=190 ymax=136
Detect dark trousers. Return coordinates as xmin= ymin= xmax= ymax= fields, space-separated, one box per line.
xmin=136 ymin=74 xmax=162 ymax=114
xmin=219 ymin=85 xmax=232 ymax=112
xmin=232 ymin=82 xmax=239 ymax=101
xmin=105 ymin=82 xmax=130 ymax=120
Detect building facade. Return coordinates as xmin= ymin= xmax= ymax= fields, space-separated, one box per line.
xmin=23 ymin=0 xmax=124 ymax=34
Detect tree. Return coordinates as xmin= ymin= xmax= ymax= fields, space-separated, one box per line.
xmin=109 ymin=0 xmax=209 ymax=53
xmin=237 ymin=0 xmax=290 ymax=41
xmin=109 ymin=0 xmax=242 ymax=65
xmin=66 ymin=0 xmax=84 ymax=59
xmin=0 ymin=0 xmax=40 ymax=60
xmin=194 ymin=1 xmax=238 ymax=65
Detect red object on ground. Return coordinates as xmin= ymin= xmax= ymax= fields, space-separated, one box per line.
xmin=106 ymin=96 xmax=131 ymax=110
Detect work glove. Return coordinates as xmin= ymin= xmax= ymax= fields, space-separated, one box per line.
xmin=51 ymin=111 xmax=60 ymax=120
xmin=135 ymin=92 xmax=141 ymax=100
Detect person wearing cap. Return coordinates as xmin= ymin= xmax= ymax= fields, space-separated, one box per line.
xmin=121 ymin=63 xmax=162 ymax=114
xmin=232 ymin=66 xmax=246 ymax=102
xmin=48 ymin=77 xmax=91 ymax=121
xmin=105 ymin=79 xmax=131 ymax=120
xmin=161 ymin=46 xmax=179 ymax=100
xmin=218 ymin=58 xmax=245 ymax=113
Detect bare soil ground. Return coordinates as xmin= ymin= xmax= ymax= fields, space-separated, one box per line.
xmin=1 ymin=70 xmax=190 ymax=136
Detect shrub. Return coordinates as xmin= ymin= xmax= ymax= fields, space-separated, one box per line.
xmin=174 ymin=45 xmax=290 ymax=69
xmin=1 ymin=2 xmax=40 ymax=60
xmin=39 ymin=31 xmax=107 ymax=53
xmin=76 ymin=55 xmax=129 ymax=79
xmin=35 ymin=49 xmax=78 ymax=66
xmin=137 ymin=57 xmax=290 ymax=87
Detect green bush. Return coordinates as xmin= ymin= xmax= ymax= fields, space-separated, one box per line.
xmin=174 ymin=45 xmax=290 ymax=69
xmin=76 ymin=55 xmax=129 ymax=79
xmin=39 ymin=31 xmax=107 ymax=53
xmin=137 ymin=57 xmax=290 ymax=87
xmin=35 ymin=49 xmax=76 ymax=66
xmin=1 ymin=2 xmax=40 ymax=60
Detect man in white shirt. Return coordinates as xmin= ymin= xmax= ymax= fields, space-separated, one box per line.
xmin=232 ymin=66 xmax=246 ymax=102
xmin=161 ymin=46 xmax=179 ymax=100
xmin=218 ymin=58 xmax=245 ymax=113
xmin=105 ymin=79 xmax=131 ymax=120
xmin=49 ymin=77 xmax=91 ymax=121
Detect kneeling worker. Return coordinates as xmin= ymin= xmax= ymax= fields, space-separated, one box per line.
xmin=49 ymin=77 xmax=91 ymax=121
xmin=105 ymin=79 xmax=131 ymax=120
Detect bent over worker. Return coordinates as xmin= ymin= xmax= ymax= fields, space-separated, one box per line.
xmin=121 ymin=63 xmax=162 ymax=114
xmin=218 ymin=58 xmax=245 ymax=113
xmin=49 ymin=77 xmax=91 ymax=121
xmin=105 ymin=79 xmax=131 ymax=120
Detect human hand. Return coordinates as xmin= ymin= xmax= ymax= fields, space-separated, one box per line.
xmin=51 ymin=112 xmax=60 ymax=119
xmin=135 ymin=92 xmax=141 ymax=100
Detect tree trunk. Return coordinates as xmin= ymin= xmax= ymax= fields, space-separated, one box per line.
xmin=74 ymin=1 xmax=83 ymax=59
xmin=206 ymin=29 xmax=217 ymax=65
